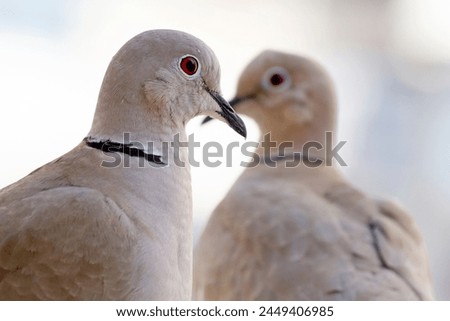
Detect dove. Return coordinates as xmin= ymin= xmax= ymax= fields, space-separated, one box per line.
xmin=194 ymin=50 xmax=434 ymax=300
xmin=0 ymin=29 xmax=246 ymax=300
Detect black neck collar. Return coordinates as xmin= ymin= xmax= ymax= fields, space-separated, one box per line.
xmin=84 ymin=137 xmax=166 ymax=166
xmin=248 ymin=153 xmax=324 ymax=167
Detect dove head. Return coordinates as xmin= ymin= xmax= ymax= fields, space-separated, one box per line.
xmin=230 ymin=50 xmax=337 ymax=146
xmin=89 ymin=29 xmax=246 ymax=143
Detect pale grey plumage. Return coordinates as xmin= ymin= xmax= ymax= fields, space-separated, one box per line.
xmin=194 ymin=51 xmax=434 ymax=300
xmin=0 ymin=29 xmax=245 ymax=300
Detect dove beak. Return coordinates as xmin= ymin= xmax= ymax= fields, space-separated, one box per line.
xmin=201 ymin=95 xmax=253 ymax=127
xmin=229 ymin=95 xmax=250 ymax=107
xmin=205 ymin=88 xmax=247 ymax=138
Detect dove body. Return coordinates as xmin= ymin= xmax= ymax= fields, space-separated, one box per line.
xmin=194 ymin=51 xmax=434 ymax=300
xmin=0 ymin=30 xmax=245 ymax=300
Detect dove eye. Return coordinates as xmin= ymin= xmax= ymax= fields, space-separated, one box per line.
xmin=262 ymin=66 xmax=291 ymax=92
xmin=270 ymin=73 xmax=285 ymax=86
xmin=179 ymin=55 xmax=199 ymax=77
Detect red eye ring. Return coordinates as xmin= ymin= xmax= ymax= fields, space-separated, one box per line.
xmin=270 ymin=73 xmax=285 ymax=86
xmin=179 ymin=55 xmax=199 ymax=76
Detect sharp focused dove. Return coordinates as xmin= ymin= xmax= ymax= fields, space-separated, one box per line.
xmin=0 ymin=29 xmax=246 ymax=300
xmin=194 ymin=50 xmax=434 ymax=300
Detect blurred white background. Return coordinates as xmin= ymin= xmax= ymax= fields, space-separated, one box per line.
xmin=0 ymin=0 xmax=449 ymax=299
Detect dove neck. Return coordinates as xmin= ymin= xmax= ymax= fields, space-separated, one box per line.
xmin=255 ymin=123 xmax=336 ymax=162
xmin=88 ymin=99 xmax=188 ymax=157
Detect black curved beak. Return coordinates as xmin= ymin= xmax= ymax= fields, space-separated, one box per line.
xmin=205 ymin=88 xmax=247 ymax=138
xmin=202 ymin=95 xmax=252 ymax=127
xmin=201 ymin=115 xmax=214 ymax=125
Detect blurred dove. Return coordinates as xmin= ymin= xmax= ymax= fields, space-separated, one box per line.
xmin=194 ymin=50 xmax=434 ymax=300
